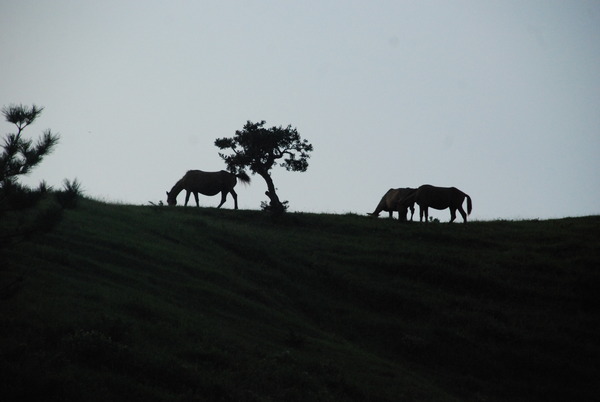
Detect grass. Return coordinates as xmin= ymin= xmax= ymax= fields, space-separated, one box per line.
xmin=1 ymin=198 xmax=599 ymax=401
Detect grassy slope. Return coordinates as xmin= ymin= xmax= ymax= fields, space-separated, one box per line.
xmin=1 ymin=199 xmax=599 ymax=401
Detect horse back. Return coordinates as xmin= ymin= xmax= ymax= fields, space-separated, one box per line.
xmin=381 ymin=188 xmax=398 ymax=210
xmin=396 ymin=188 xmax=417 ymax=206
xmin=416 ymin=185 xmax=465 ymax=209
xmin=382 ymin=188 xmax=416 ymax=210
xmin=183 ymin=170 xmax=236 ymax=195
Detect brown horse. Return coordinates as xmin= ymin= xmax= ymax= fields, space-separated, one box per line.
xmin=368 ymin=188 xmax=417 ymax=221
xmin=399 ymin=184 xmax=472 ymax=223
xmin=166 ymin=170 xmax=250 ymax=209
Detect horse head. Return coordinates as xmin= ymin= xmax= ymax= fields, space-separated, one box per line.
xmin=166 ymin=191 xmax=177 ymax=206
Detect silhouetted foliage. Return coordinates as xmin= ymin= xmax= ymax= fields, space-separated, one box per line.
xmin=215 ymin=120 xmax=313 ymax=214
xmin=56 ymin=178 xmax=83 ymax=209
xmin=1 ymin=104 xmax=59 ymax=187
xmin=0 ymin=104 xmax=80 ymax=253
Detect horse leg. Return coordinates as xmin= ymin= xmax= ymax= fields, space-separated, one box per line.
xmin=420 ymin=206 xmax=427 ymax=222
xmin=184 ymin=191 xmax=191 ymax=207
xmin=397 ymin=207 xmax=406 ymax=222
xmin=409 ymin=206 xmax=415 ymax=221
xmin=458 ymin=206 xmax=467 ymax=223
xmin=449 ymin=208 xmax=457 ymax=223
xmin=230 ymin=189 xmax=239 ymax=210
xmin=216 ymin=191 xmax=227 ymax=209
xmin=193 ymin=192 xmax=200 ymax=207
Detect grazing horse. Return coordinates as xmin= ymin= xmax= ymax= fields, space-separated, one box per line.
xmin=400 ymin=184 xmax=472 ymax=223
xmin=166 ymin=170 xmax=250 ymax=209
xmin=368 ymin=188 xmax=417 ymax=221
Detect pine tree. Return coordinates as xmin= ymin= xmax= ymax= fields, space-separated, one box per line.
xmin=1 ymin=104 xmax=59 ymax=190
xmin=0 ymin=104 xmax=61 ymax=245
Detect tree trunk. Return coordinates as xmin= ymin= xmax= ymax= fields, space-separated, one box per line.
xmin=258 ymin=170 xmax=285 ymax=214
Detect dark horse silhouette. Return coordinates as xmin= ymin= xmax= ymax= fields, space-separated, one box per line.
xmin=166 ymin=170 xmax=250 ymax=209
xmin=399 ymin=184 xmax=472 ymax=223
xmin=368 ymin=187 xmax=417 ymax=221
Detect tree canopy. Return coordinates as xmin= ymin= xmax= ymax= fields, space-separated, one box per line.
xmin=0 ymin=104 xmax=80 ymax=251
xmin=1 ymin=104 xmax=59 ymax=188
xmin=215 ymin=120 xmax=313 ymax=213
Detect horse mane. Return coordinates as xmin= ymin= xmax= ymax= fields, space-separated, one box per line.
xmin=168 ymin=176 xmax=187 ymax=198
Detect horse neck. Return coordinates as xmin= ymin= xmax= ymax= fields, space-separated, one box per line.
xmin=169 ymin=179 xmax=186 ymax=197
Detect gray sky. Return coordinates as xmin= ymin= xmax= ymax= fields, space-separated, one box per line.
xmin=2 ymin=0 xmax=599 ymax=220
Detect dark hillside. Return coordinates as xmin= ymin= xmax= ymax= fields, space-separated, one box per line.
xmin=2 ymin=199 xmax=599 ymax=401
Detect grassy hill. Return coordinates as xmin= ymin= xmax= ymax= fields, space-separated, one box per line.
xmin=1 ymin=199 xmax=599 ymax=401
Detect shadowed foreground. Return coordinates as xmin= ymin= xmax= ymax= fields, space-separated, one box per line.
xmin=1 ymin=199 xmax=599 ymax=401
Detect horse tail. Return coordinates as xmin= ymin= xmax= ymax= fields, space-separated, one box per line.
xmin=236 ymin=171 xmax=251 ymax=185
xmin=466 ymin=193 xmax=472 ymax=215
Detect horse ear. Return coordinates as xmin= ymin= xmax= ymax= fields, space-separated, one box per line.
xmin=166 ymin=191 xmax=169 ymax=197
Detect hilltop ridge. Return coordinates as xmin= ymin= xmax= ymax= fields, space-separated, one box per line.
xmin=2 ymin=199 xmax=599 ymax=401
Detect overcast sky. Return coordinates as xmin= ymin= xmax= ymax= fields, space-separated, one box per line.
xmin=2 ymin=0 xmax=599 ymax=220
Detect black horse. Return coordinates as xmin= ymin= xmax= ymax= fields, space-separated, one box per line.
xmin=368 ymin=187 xmax=417 ymax=221
xmin=399 ymin=184 xmax=472 ymax=223
xmin=166 ymin=170 xmax=250 ymax=209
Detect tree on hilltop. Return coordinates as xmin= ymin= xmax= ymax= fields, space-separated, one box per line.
xmin=0 ymin=103 xmax=86 ymax=298
xmin=1 ymin=104 xmax=80 ymax=249
xmin=1 ymin=104 xmax=59 ymax=188
xmin=215 ymin=120 xmax=313 ymax=214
